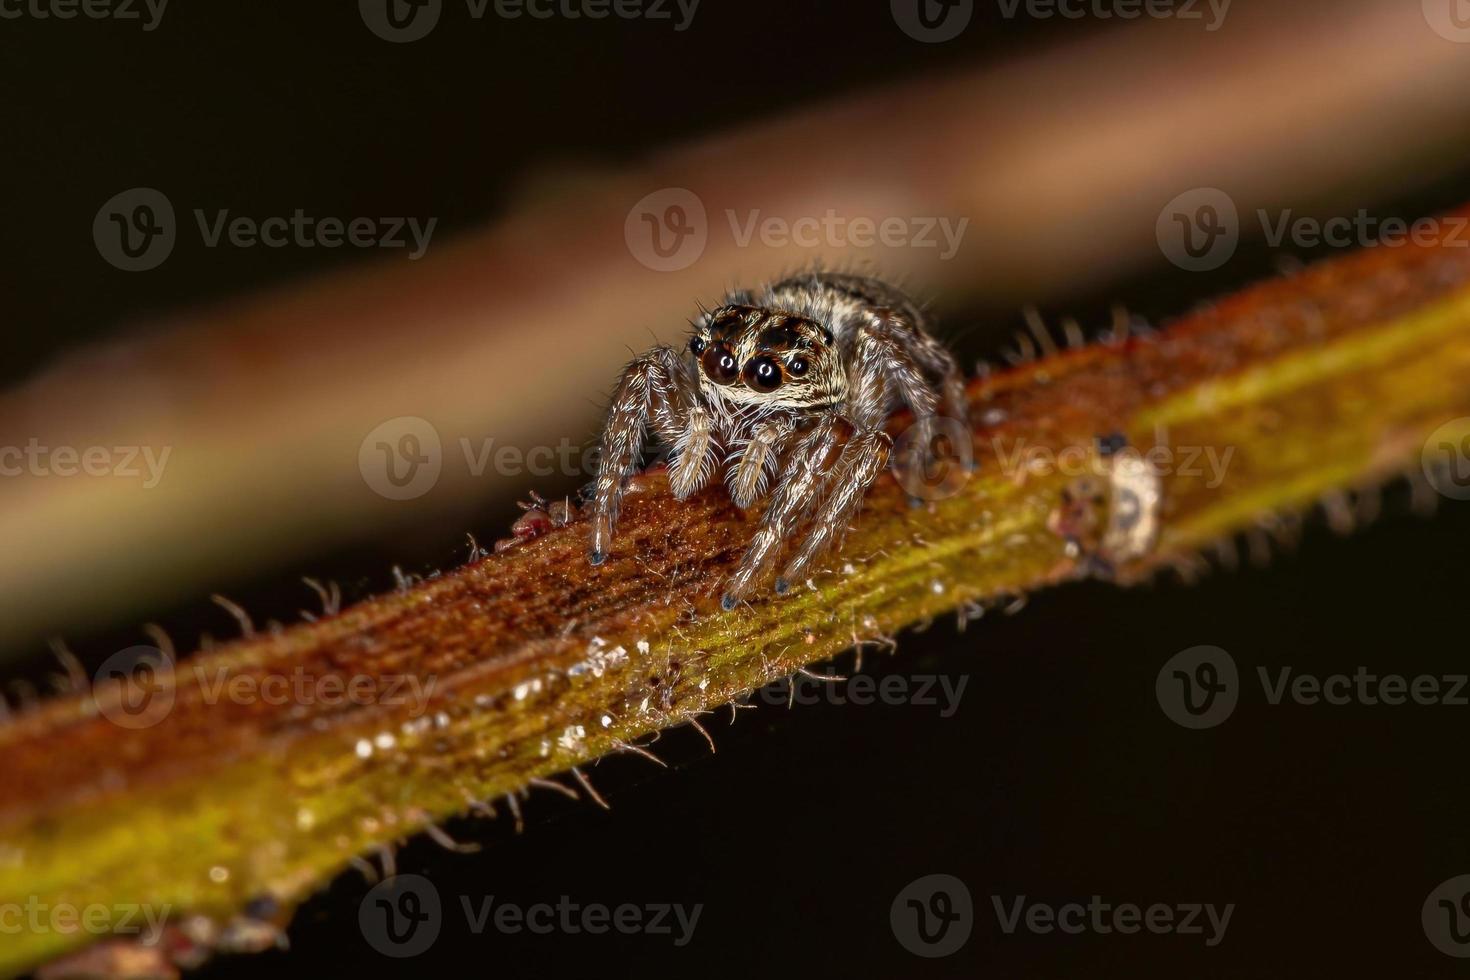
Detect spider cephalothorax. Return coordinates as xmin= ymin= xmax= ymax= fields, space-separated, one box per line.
xmin=690 ymin=305 xmax=845 ymax=411
xmin=589 ymin=271 xmax=968 ymax=610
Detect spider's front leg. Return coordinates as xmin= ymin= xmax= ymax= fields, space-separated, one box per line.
xmin=588 ymin=346 xmax=707 ymax=565
xmin=873 ymin=314 xmax=969 ymax=428
xmin=727 ymin=416 xmax=796 ymax=510
xmin=667 ymin=404 xmax=716 ymax=500
xmin=860 ymin=309 xmax=977 ymax=506
xmin=720 ymin=416 xmax=851 ymax=609
xmin=775 ymin=427 xmax=891 ymax=591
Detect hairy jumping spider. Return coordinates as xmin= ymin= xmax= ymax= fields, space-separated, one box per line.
xmin=589 ymin=271 xmax=967 ymax=609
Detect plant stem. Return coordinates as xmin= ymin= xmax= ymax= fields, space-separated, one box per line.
xmin=5 ymin=223 xmax=1470 ymax=976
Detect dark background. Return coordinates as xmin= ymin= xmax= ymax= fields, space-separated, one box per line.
xmin=6 ymin=1 xmax=1470 ymax=976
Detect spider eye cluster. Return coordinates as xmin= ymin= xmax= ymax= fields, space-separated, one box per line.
xmin=691 ymin=316 xmax=823 ymax=394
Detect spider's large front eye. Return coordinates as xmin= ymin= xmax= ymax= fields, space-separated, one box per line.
xmin=701 ymin=344 xmax=739 ymax=385
xmin=743 ymin=356 xmax=784 ymax=393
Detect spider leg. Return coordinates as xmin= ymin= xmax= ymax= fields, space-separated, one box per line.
xmin=775 ymin=428 xmax=892 ymax=591
xmin=903 ymin=331 xmax=974 ymax=476
xmin=852 ymin=309 xmax=940 ymax=427
xmin=720 ymin=416 xmax=850 ymax=609
xmin=589 ymin=346 xmax=700 ymax=564
xmin=727 ymin=415 xmax=797 ymax=510
xmin=870 ymin=315 xmax=969 ymax=425
xmin=859 ymin=310 xmax=977 ymax=499
xmin=668 ymin=406 xmax=717 ymax=500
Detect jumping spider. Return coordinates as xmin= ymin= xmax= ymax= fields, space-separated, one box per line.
xmin=588 ymin=271 xmax=968 ymax=610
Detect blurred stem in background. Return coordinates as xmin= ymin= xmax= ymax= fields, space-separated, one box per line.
xmin=1 ymin=0 xmax=1468 ymax=657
